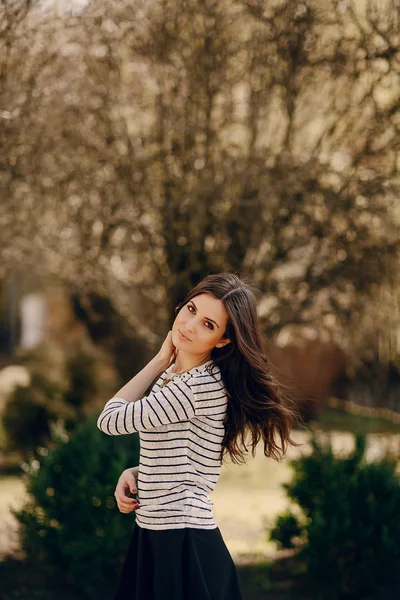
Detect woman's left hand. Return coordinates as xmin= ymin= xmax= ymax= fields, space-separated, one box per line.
xmin=114 ymin=468 xmax=140 ymax=514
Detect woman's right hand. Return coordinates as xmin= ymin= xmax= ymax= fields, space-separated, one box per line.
xmin=156 ymin=330 xmax=177 ymax=371
xmin=114 ymin=468 xmax=140 ymax=514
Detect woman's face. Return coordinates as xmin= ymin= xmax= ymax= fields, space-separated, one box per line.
xmin=172 ymin=293 xmax=230 ymax=359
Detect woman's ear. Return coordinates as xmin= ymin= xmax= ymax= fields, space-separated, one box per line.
xmin=215 ymin=337 xmax=230 ymax=349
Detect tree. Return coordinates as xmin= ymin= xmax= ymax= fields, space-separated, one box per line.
xmin=1 ymin=0 xmax=399 ymax=374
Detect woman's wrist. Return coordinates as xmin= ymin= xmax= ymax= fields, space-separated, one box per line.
xmin=130 ymin=466 xmax=139 ymax=479
xmin=153 ymin=352 xmax=170 ymax=373
xmin=113 ymin=354 xmax=167 ymax=402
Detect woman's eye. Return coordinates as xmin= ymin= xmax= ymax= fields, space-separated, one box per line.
xmin=187 ymin=305 xmax=213 ymax=330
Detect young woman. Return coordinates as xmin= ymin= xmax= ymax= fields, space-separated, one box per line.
xmin=97 ymin=272 xmax=301 ymax=600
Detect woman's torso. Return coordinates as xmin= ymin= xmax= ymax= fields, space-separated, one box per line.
xmin=135 ymin=361 xmax=228 ymax=530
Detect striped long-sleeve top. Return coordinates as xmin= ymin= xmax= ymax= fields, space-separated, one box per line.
xmin=97 ymin=359 xmax=228 ymax=530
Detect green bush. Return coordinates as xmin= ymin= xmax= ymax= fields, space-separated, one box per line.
xmin=2 ymin=371 xmax=68 ymax=457
xmin=270 ymin=433 xmax=400 ymax=599
xmin=2 ymin=341 xmax=117 ymax=460
xmin=269 ymin=511 xmax=304 ymax=550
xmin=12 ymin=416 xmax=140 ymax=599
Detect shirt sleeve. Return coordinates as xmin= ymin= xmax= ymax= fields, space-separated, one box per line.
xmin=96 ymin=376 xmax=197 ymax=435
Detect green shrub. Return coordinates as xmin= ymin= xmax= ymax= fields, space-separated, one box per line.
xmin=270 ymin=433 xmax=400 ymax=599
xmin=2 ymin=371 xmax=68 ymax=457
xmin=269 ymin=511 xmax=304 ymax=550
xmin=12 ymin=416 xmax=140 ymax=599
xmin=2 ymin=341 xmax=117 ymax=460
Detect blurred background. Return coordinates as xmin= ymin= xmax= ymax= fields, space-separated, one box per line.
xmin=0 ymin=0 xmax=400 ymax=598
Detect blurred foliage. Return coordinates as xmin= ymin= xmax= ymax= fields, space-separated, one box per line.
xmin=11 ymin=415 xmax=140 ymax=599
xmin=69 ymin=289 xmax=155 ymax=382
xmin=2 ymin=371 xmax=66 ymax=457
xmin=314 ymin=405 xmax=400 ymax=435
xmin=333 ymin=358 xmax=400 ymax=413
xmin=269 ymin=433 xmax=400 ymax=599
xmin=269 ymin=510 xmax=305 ymax=550
xmin=63 ymin=340 xmax=116 ymax=420
xmin=0 ymin=0 xmax=399 ymax=368
xmin=1 ymin=340 xmax=118 ymax=461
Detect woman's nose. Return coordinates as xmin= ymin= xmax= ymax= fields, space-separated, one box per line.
xmin=185 ymin=319 xmax=196 ymax=333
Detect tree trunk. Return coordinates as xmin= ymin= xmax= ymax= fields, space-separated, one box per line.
xmin=70 ymin=291 xmax=154 ymax=384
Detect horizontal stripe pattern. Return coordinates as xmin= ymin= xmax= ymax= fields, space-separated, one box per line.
xmin=97 ymin=359 xmax=228 ymax=530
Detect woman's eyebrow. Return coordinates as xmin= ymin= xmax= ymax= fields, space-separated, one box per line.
xmin=190 ymin=301 xmax=220 ymax=328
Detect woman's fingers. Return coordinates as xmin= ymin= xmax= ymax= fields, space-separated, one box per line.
xmin=114 ymin=492 xmax=137 ymax=509
xmin=116 ymin=499 xmax=140 ymax=513
xmin=120 ymin=471 xmax=138 ymax=494
xmin=158 ymin=330 xmax=177 ymax=368
xmin=116 ymin=474 xmax=137 ymax=496
xmin=114 ymin=490 xmax=140 ymax=512
xmin=114 ymin=474 xmax=140 ymax=513
xmin=114 ymin=483 xmax=137 ymax=504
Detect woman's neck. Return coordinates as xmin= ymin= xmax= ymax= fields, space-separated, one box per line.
xmin=171 ymin=351 xmax=212 ymax=374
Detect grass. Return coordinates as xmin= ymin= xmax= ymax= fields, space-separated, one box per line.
xmin=0 ymin=476 xmax=25 ymax=559
xmin=213 ymin=430 xmax=300 ymax=561
xmin=315 ymin=405 xmax=400 ymax=435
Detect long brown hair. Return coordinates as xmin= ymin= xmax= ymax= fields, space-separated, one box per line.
xmin=175 ymin=272 xmax=303 ymax=465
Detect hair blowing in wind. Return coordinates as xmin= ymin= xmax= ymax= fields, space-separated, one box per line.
xmin=175 ymin=272 xmax=303 ymax=465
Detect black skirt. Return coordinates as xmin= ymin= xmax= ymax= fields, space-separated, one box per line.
xmin=113 ymin=522 xmax=243 ymax=600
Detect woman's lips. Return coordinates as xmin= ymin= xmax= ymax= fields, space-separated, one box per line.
xmin=179 ymin=330 xmax=191 ymax=342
